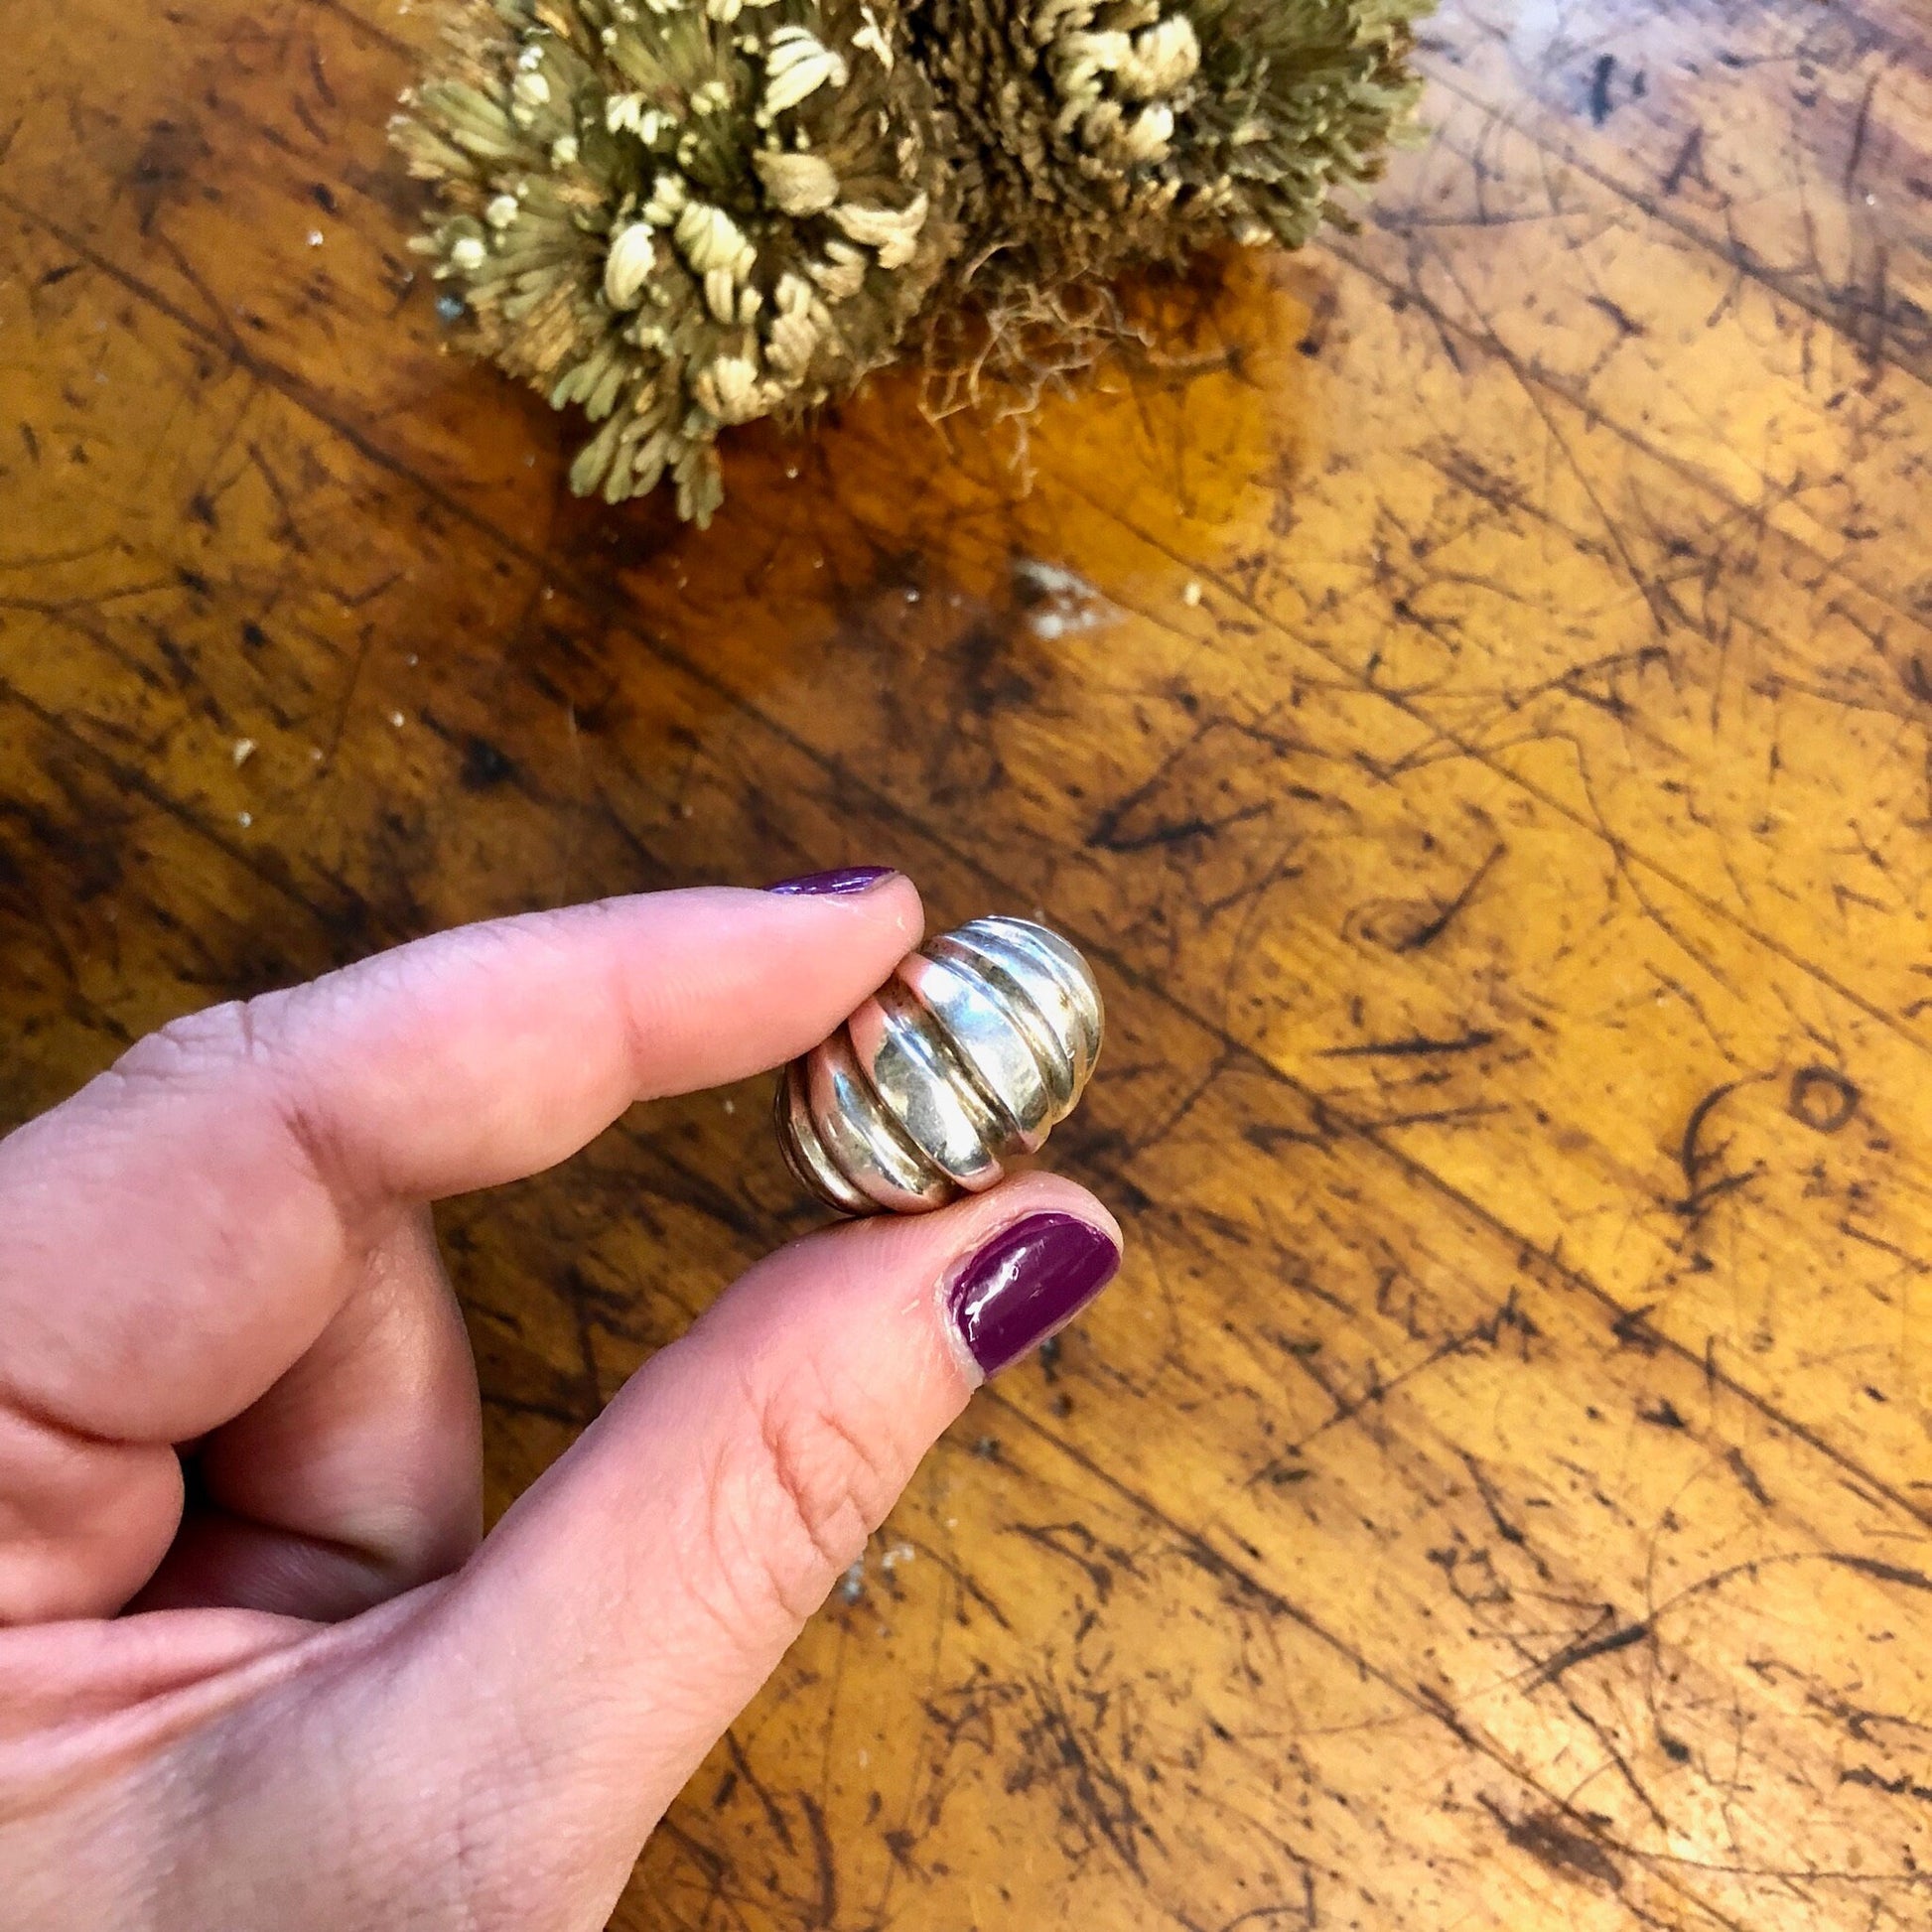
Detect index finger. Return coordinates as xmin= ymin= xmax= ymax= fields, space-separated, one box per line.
xmin=0 ymin=877 xmax=922 ymax=1449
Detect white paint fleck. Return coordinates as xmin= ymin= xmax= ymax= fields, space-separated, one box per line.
xmin=389 ymin=710 xmax=406 ymax=728
xmin=236 ymin=811 xmax=253 ymax=828
xmin=231 ymin=737 xmax=256 ymax=766
xmin=1181 ymin=579 xmax=1202 ymax=607
xmin=307 ymin=229 xmax=325 ymax=247
xmin=1014 ymin=557 xmax=1117 ymax=640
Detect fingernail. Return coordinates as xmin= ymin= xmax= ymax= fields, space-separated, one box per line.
xmin=766 ymin=866 xmax=897 ymax=897
xmin=946 ymin=1211 xmax=1121 ymax=1380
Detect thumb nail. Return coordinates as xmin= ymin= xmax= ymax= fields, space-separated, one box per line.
xmin=945 ymin=1212 xmax=1121 ymax=1380
xmin=766 ymin=867 xmax=897 ymax=897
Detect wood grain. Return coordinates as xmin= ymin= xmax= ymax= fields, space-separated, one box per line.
xmin=4 ymin=0 xmax=1931 ymax=1923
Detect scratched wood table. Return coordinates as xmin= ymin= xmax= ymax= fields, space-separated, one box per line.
xmin=5 ymin=0 xmax=1931 ymax=1923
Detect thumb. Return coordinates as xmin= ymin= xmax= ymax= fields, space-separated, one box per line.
xmin=209 ymin=1175 xmax=1121 ymax=1930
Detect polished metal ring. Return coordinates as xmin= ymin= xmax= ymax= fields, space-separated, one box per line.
xmin=774 ymin=916 xmax=1104 ymax=1215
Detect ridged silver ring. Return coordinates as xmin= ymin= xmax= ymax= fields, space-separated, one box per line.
xmin=774 ymin=916 xmax=1104 ymax=1215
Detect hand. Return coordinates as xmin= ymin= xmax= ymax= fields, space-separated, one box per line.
xmin=0 ymin=878 xmax=1121 ymax=1928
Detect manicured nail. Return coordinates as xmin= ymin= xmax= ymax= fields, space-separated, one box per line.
xmin=947 ymin=1211 xmax=1121 ymax=1380
xmin=766 ymin=866 xmax=897 ymax=897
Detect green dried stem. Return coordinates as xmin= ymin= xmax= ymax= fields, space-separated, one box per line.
xmin=391 ymin=0 xmax=1430 ymax=522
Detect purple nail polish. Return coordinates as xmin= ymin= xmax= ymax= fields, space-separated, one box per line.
xmin=947 ymin=1212 xmax=1121 ymax=1380
xmin=766 ymin=866 xmax=897 ymax=897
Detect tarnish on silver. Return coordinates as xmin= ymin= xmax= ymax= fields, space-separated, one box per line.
xmin=775 ymin=917 xmax=1104 ymax=1215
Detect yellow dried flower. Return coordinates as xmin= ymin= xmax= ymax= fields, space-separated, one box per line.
xmin=603 ymin=222 xmax=658 ymax=307
xmin=392 ymin=0 xmax=1431 ymax=523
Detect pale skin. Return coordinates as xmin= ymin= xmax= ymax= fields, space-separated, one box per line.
xmin=0 ymin=879 xmax=1120 ymax=1928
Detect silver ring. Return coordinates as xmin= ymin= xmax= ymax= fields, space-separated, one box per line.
xmin=774 ymin=916 xmax=1104 ymax=1215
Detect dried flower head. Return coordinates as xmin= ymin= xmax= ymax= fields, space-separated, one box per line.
xmin=393 ymin=0 xmax=1430 ymax=522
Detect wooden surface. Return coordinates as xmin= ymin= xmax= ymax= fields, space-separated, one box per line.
xmin=4 ymin=0 xmax=1932 ymax=1923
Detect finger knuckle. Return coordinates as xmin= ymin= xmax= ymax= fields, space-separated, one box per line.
xmin=108 ymin=996 xmax=268 ymax=1090
xmin=716 ymin=1357 xmax=905 ymax=1626
xmin=98 ymin=996 xmax=354 ymax=1205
